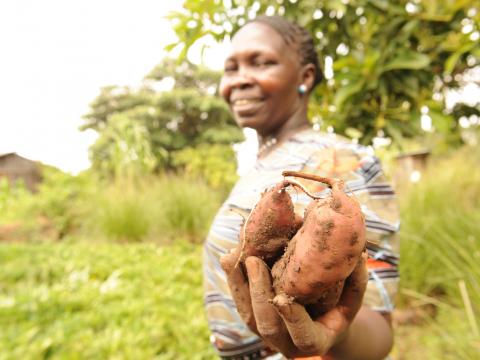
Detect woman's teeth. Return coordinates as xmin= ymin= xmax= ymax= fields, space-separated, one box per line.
xmin=234 ymin=99 xmax=260 ymax=105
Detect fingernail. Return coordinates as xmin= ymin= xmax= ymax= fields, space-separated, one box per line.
xmin=271 ymin=294 xmax=292 ymax=317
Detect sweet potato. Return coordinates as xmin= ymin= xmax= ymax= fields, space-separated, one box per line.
xmin=271 ymin=171 xmax=366 ymax=309
xmin=234 ymin=180 xmax=300 ymax=266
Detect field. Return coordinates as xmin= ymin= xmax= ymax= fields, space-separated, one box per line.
xmin=0 ymin=146 xmax=479 ymax=359
xmin=0 ymin=241 xmax=215 ymax=360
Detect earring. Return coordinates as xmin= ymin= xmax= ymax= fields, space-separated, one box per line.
xmin=298 ymin=84 xmax=307 ymax=95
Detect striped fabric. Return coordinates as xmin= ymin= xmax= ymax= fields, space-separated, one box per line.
xmin=203 ymin=128 xmax=400 ymax=359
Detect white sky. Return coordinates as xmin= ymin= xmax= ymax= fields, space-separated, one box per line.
xmin=0 ymin=0 xmax=193 ymax=174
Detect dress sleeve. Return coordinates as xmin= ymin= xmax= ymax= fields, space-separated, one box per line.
xmin=298 ymin=141 xmax=400 ymax=312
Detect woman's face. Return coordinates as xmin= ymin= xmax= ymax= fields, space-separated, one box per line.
xmin=219 ymin=22 xmax=303 ymax=136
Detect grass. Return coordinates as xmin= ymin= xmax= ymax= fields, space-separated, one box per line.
xmin=399 ymin=146 xmax=480 ymax=307
xmin=81 ymin=175 xmax=226 ymax=243
xmin=393 ymin=307 xmax=480 ymax=359
xmin=0 ymin=240 xmax=216 ymax=359
xmin=0 ymin=173 xmax=224 ymax=244
xmin=393 ymin=145 xmax=480 ymax=359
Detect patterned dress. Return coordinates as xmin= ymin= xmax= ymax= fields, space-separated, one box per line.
xmin=203 ymin=128 xmax=400 ymax=359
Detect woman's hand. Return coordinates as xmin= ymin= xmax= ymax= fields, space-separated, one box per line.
xmin=220 ymin=250 xmax=369 ymax=359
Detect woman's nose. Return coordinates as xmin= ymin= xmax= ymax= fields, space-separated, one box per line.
xmin=230 ymin=67 xmax=254 ymax=89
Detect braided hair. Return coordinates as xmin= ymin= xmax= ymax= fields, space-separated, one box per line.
xmin=246 ymin=15 xmax=323 ymax=90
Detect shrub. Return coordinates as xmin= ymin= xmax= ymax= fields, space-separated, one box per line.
xmin=172 ymin=144 xmax=238 ymax=193
xmin=88 ymin=175 xmax=223 ymax=243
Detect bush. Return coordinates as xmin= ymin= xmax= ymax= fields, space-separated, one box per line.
xmin=96 ymin=192 xmax=151 ymax=242
xmin=149 ymin=175 xmax=223 ymax=243
xmin=0 ymin=167 xmax=96 ymax=241
xmin=88 ymin=175 xmax=223 ymax=243
xmin=172 ymin=144 xmax=238 ymax=193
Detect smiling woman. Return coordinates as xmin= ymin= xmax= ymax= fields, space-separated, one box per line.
xmin=203 ymin=16 xmax=400 ymax=360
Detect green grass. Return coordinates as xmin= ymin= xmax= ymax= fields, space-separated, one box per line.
xmin=0 ymin=173 xmax=224 ymax=244
xmin=0 ymin=241 xmax=216 ymax=359
xmin=399 ymin=146 xmax=480 ymax=307
xmin=393 ymin=306 xmax=480 ymax=359
xmin=394 ymin=146 xmax=480 ymax=358
xmin=91 ymin=176 xmax=223 ymax=243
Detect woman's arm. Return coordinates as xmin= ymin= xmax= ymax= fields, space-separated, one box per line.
xmin=327 ymin=306 xmax=393 ymax=360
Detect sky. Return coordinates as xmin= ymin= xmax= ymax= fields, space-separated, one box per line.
xmin=0 ymin=0 xmax=200 ymax=174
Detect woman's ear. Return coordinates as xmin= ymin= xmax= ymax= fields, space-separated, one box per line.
xmin=300 ymin=63 xmax=316 ymax=93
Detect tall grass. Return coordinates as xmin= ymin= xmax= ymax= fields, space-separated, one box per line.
xmin=397 ymin=146 xmax=480 ymax=357
xmin=148 ymin=176 xmax=223 ymax=242
xmin=90 ymin=175 xmax=224 ymax=243
xmin=400 ymin=146 xmax=480 ymax=305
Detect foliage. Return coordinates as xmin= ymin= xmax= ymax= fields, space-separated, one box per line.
xmin=83 ymin=59 xmax=244 ymax=178
xmin=1 ymin=169 xmax=223 ymax=244
xmin=0 ymin=241 xmax=216 ymax=359
xmin=399 ymin=145 xmax=480 ymax=323
xmin=170 ymin=0 xmax=480 ymax=146
xmin=0 ymin=166 xmax=96 ymax=241
xmin=88 ymin=113 xmax=157 ymax=179
xmin=172 ymin=143 xmax=239 ymax=191
xmin=148 ymin=176 xmax=224 ymax=242
xmin=32 ymin=167 xmax=96 ymax=238
xmin=88 ymin=176 xmax=223 ymax=243
xmin=0 ymin=178 xmax=33 ymax=222
xmin=393 ymin=307 xmax=480 ymax=359
xmin=95 ymin=191 xmax=151 ymax=242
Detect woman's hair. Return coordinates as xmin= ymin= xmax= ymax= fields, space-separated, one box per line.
xmin=247 ymin=15 xmax=323 ymax=90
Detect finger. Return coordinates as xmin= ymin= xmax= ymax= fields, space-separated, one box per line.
xmin=337 ymin=251 xmax=369 ymax=320
xmin=220 ymin=250 xmax=257 ymax=333
xmin=245 ymin=257 xmax=294 ymax=353
xmin=272 ymin=293 xmax=330 ymax=356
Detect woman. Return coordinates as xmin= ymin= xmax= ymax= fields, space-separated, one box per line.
xmin=203 ymin=16 xmax=400 ymax=360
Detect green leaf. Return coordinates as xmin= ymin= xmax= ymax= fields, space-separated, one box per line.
xmin=383 ymin=51 xmax=431 ymax=72
xmin=345 ymin=127 xmax=363 ymax=139
xmin=429 ymin=110 xmax=454 ymax=134
xmin=444 ymin=42 xmax=478 ymax=75
xmin=164 ymin=42 xmax=179 ymax=52
xmin=333 ymin=80 xmax=365 ymax=111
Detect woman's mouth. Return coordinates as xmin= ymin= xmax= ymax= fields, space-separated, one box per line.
xmin=231 ymin=98 xmax=265 ymax=116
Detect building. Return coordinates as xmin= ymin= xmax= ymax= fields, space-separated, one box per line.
xmin=0 ymin=153 xmax=42 ymax=191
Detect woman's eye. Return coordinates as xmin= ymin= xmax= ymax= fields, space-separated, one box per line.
xmin=224 ymin=63 xmax=237 ymax=72
xmin=255 ymin=60 xmax=276 ymax=67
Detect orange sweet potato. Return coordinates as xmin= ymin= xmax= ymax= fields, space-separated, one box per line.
xmin=234 ymin=180 xmax=301 ymax=266
xmin=271 ymin=171 xmax=366 ymax=309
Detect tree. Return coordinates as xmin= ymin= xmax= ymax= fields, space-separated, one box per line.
xmin=168 ymin=0 xmax=480 ymax=146
xmin=83 ymin=59 xmax=244 ymax=179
